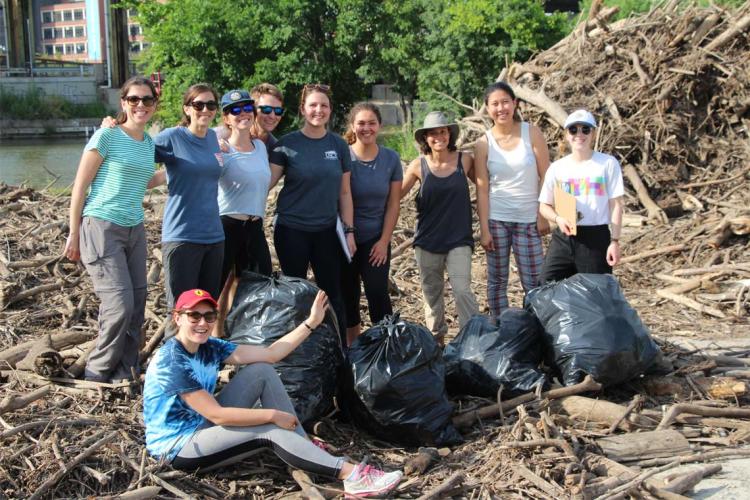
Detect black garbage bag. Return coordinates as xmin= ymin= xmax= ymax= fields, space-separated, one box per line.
xmin=226 ymin=272 xmax=343 ymax=426
xmin=444 ymin=310 xmax=547 ymax=397
xmin=525 ymin=273 xmax=659 ymax=387
xmin=343 ymin=314 xmax=463 ymax=446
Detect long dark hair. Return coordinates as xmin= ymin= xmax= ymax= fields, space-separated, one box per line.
xmin=179 ymin=83 xmax=218 ymax=127
xmin=115 ymin=76 xmax=158 ymax=125
xmin=343 ymin=102 xmax=382 ymax=145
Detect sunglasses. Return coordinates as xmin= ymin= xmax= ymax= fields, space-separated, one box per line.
xmin=567 ymin=125 xmax=592 ymax=135
xmin=228 ymin=103 xmax=255 ymax=116
xmin=258 ymin=105 xmax=285 ymax=116
xmin=304 ymin=83 xmax=331 ymax=94
xmin=179 ymin=310 xmax=218 ymax=323
xmin=190 ymin=100 xmax=218 ymax=112
xmin=124 ymin=95 xmax=156 ymax=107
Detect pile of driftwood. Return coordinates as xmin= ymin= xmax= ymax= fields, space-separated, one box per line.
xmin=2 ymin=3 xmax=750 ymax=498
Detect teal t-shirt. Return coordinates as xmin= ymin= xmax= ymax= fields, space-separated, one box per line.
xmin=82 ymin=127 xmax=155 ymax=227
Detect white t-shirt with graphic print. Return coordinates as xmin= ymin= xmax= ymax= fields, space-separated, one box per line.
xmin=538 ymin=151 xmax=624 ymax=226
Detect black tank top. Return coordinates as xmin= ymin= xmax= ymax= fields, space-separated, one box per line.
xmin=413 ymin=153 xmax=474 ymax=253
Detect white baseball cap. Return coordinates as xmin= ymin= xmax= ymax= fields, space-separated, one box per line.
xmin=564 ymin=109 xmax=597 ymax=129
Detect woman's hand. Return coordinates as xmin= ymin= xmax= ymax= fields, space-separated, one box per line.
xmin=307 ymin=291 xmax=329 ymax=329
xmin=536 ymin=214 xmax=551 ymax=236
xmin=480 ymin=231 xmax=495 ymax=252
xmin=606 ymin=241 xmax=621 ymax=266
xmin=556 ymin=215 xmax=575 ymax=236
xmin=369 ymin=239 xmax=389 ymax=267
xmin=64 ymin=233 xmax=80 ymax=261
xmin=272 ymin=410 xmax=299 ymax=431
xmin=346 ymin=233 xmax=357 ymax=257
xmin=100 ymin=116 xmax=116 ymax=128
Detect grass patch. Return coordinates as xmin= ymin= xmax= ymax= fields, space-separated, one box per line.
xmin=0 ymin=87 xmax=110 ymax=119
xmin=379 ymin=125 xmax=419 ymax=163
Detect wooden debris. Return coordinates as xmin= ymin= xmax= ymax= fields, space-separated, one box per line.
xmin=597 ymin=430 xmax=691 ymax=462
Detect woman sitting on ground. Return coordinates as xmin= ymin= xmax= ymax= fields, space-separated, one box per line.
xmin=142 ymin=288 xmax=402 ymax=496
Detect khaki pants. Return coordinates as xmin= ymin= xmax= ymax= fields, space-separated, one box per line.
xmin=80 ymin=216 xmax=147 ymax=382
xmin=415 ymin=246 xmax=479 ymax=339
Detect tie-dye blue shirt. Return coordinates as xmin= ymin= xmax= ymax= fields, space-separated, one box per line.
xmin=143 ymin=337 xmax=237 ymax=460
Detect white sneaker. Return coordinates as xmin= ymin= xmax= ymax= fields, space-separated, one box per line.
xmin=344 ymin=463 xmax=403 ymax=498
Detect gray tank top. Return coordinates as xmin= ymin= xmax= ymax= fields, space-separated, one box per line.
xmin=413 ymin=153 xmax=474 ymax=253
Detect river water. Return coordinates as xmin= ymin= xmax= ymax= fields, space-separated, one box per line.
xmin=0 ymin=138 xmax=85 ymax=190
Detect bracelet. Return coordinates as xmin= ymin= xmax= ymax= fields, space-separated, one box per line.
xmin=303 ymin=321 xmax=314 ymax=331
xmin=343 ymin=225 xmax=356 ymax=234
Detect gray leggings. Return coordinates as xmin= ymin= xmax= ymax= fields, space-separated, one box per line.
xmin=172 ymin=363 xmax=344 ymax=476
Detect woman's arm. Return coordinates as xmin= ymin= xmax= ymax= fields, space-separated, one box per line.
xmin=147 ymin=169 xmax=167 ymax=189
xmin=463 ymin=152 xmax=476 ymax=184
xmin=531 ymin=124 xmax=552 ymax=235
xmin=269 ymin=163 xmax=284 ymax=189
xmin=64 ymin=150 xmax=104 ymax=261
xmin=181 ymin=389 xmax=298 ymax=429
xmin=339 ymin=172 xmax=356 ymax=256
xmin=473 ymin=138 xmax=493 ymax=252
xmin=370 ymin=180 xmax=402 ymax=266
xmin=224 ymin=291 xmax=329 ymax=365
xmin=607 ymin=196 xmax=624 ymax=266
xmin=400 ymin=159 xmax=421 ymax=200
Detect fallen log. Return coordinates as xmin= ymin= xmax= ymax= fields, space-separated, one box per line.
xmin=597 ymin=430 xmax=691 ymax=462
xmin=554 ymin=395 xmax=655 ymax=432
xmin=661 ymin=464 xmax=722 ymax=494
xmin=0 ymin=330 xmax=93 ymax=368
xmin=453 ymin=375 xmax=602 ymax=428
xmin=657 ymin=403 xmax=750 ymax=430
xmin=620 ymin=244 xmax=686 ymax=264
xmin=0 ymin=385 xmax=52 ymax=415
xmin=15 ymin=333 xmax=64 ymax=377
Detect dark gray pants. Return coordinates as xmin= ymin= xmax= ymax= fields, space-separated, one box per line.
xmin=80 ymin=217 xmax=147 ymax=382
xmin=172 ymin=363 xmax=344 ymax=475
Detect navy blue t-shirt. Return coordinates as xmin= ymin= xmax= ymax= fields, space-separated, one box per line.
xmin=155 ymin=127 xmax=224 ymax=244
xmin=350 ymin=146 xmax=403 ymax=243
xmin=270 ymin=131 xmax=351 ymax=231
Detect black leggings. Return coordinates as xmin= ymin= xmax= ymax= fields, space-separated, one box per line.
xmin=539 ymin=225 xmax=612 ymax=284
xmin=340 ymin=237 xmax=392 ymax=328
xmin=220 ymin=216 xmax=272 ymax=286
xmin=273 ymin=223 xmax=346 ymax=342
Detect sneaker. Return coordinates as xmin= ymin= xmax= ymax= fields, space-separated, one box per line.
xmin=344 ymin=463 xmax=403 ymax=498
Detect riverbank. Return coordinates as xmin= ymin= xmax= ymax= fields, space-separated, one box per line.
xmin=0 ymin=118 xmax=103 ymax=139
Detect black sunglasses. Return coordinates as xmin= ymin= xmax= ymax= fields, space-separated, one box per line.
xmin=258 ymin=105 xmax=285 ymax=116
xmin=179 ymin=310 xmax=218 ymax=323
xmin=304 ymin=83 xmax=331 ymax=94
xmin=190 ymin=100 xmax=218 ymax=111
xmin=125 ymin=95 xmax=157 ymax=107
xmin=228 ymin=103 xmax=255 ymax=116
xmin=567 ymin=125 xmax=592 ymax=135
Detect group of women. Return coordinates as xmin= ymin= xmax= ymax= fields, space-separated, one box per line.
xmin=64 ymin=75 xmax=623 ymax=490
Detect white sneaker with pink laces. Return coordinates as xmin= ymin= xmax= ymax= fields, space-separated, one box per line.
xmin=343 ymin=463 xmax=403 ymax=498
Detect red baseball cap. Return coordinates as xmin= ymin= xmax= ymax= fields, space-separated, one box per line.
xmin=174 ymin=289 xmax=218 ymax=310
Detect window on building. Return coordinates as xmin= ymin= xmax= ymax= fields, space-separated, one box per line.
xmin=64 ymin=26 xmax=74 ymax=38
xmin=65 ymin=44 xmax=74 ymax=55
xmin=130 ymin=42 xmax=141 ymax=53
xmin=54 ymin=28 xmax=63 ymax=39
xmin=43 ymin=28 xmax=54 ymax=40
xmin=76 ymin=43 xmax=86 ymax=54
xmin=128 ymin=8 xmax=137 ymax=17
xmin=53 ymin=11 xmax=63 ymax=23
xmin=129 ymin=25 xmax=141 ymax=37
xmin=74 ymin=9 xmax=84 ymax=21
xmin=142 ymin=42 xmax=151 ymax=50
xmin=54 ymin=45 xmax=63 ymax=55
xmin=74 ymin=26 xmax=84 ymax=38
xmin=45 ymin=45 xmax=54 ymax=56
xmin=42 ymin=11 xmax=53 ymax=24
xmin=63 ymin=10 xmax=73 ymax=22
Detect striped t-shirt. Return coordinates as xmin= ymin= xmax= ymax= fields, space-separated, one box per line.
xmin=83 ymin=126 xmax=155 ymax=227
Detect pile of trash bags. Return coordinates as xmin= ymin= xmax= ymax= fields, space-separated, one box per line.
xmin=342 ymin=314 xmax=463 ymax=446
xmin=226 ymin=272 xmax=344 ymax=426
xmin=525 ymin=273 xmax=660 ymax=387
xmin=443 ymin=309 xmax=547 ymax=397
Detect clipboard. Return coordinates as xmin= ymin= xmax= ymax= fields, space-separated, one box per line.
xmin=554 ymin=184 xmax=577 ymax=236
xmin=336 ymin=217 xmax=353 ymax=262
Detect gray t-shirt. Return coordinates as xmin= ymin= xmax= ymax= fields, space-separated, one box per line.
xmin=350 ymin=146 xmax=403 ymax=243
xmin=270 ymin=131 xmax=351 ymax=231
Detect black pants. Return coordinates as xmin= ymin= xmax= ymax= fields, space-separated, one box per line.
xmin=220 ymin=216 xmax=273 ymax=286
xmin=273 ymin=223 xmax=346 ymax=343
xmin=340 ymin=237 xmax=393 ymax=328
xmin=162 ymin=240 xmax=225 ymax=309
xmin=540 ymin=225 xmax=612 ymax=284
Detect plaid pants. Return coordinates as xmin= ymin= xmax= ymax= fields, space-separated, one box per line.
xmin=486 ymin=220 xmax=544 ymax=316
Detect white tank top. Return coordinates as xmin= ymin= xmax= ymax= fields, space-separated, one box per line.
xmin=486 ymin=122 xmax=539 ymax=223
